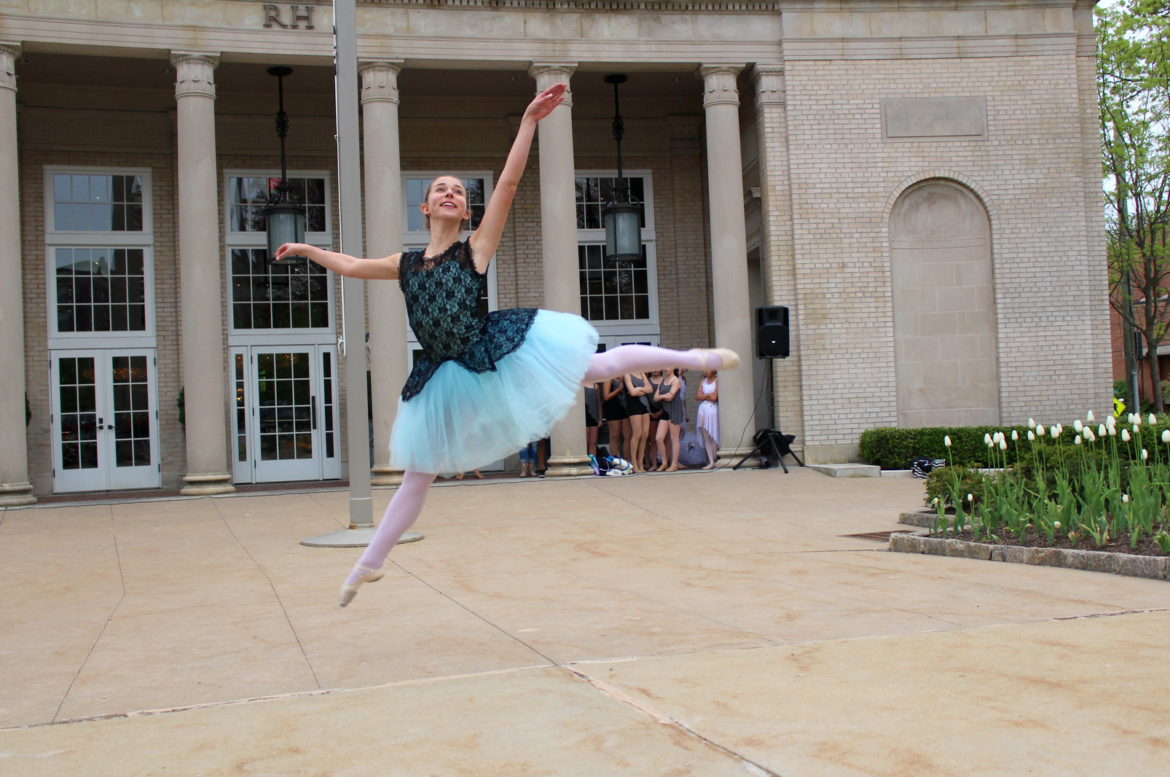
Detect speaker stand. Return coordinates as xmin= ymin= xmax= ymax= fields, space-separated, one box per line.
xmin=732 ymin=430 xmax=804 ymax=474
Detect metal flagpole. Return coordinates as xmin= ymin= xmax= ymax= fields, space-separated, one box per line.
xmin=302 ymin=0 xmax=421 ymax=548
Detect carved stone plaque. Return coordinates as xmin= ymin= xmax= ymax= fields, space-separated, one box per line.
xmin=881 ymin=97 xmax=987 ymax=141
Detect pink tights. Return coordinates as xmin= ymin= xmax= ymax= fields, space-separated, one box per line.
xmin=582 ymin=344 xmax=723 ymax=384
xmin=345 ymin=470 xmax=436 ymax=584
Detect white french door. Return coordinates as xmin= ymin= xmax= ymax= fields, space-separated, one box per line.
xmin=50 ymin=349 xmax=160 ymax=493
xmin=231 ymin=345 xmax=341 ymax=483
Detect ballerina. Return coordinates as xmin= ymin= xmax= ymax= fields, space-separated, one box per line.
xmin=275 ymin=82 xmax=738 ymax=606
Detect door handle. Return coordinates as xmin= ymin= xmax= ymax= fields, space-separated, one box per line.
xmin=311 ymin=398 xmax=317 ymax=430
xmin=97 ymin=417 xmax=105 ymax=430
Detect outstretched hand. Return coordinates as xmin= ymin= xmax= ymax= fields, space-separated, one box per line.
xmin=523 ymin=83 xmax=568 ymax=124
xmin=274 ymin=242 xmax=312 ymax=262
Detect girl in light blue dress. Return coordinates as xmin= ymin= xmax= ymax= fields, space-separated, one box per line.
xmin=276 ymin=82 xmax=738 ymax=606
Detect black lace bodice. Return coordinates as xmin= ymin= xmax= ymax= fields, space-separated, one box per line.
xmin=398 ymin=240 xmax=537 ymax=401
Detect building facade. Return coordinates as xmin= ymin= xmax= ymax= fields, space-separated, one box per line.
xmin=0 ymin=0 xmax=1111 ymax=502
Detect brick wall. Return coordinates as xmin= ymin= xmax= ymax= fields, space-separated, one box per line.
xmin=782 ymin=55 xmax=1110 ymax=452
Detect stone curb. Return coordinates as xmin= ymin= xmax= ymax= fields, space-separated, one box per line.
xmin=888 ymin=533 xmax=1170 ymax=581
xmin=900 ymin=510 xmax=943 ymax=528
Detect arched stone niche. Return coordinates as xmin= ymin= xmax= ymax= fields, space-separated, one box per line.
xmin=890 ymin=179 xmax=1000 ymax=428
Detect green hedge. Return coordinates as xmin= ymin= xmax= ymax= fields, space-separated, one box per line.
xmin=858 ymin=421 xmax=1170 ymax=470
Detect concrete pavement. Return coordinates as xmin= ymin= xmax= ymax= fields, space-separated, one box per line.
xmin=1 ymin=468 xmax=1168 ymax=775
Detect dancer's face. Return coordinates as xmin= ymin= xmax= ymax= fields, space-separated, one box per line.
xmin=421 ymin=176 xmax=470 ymax=228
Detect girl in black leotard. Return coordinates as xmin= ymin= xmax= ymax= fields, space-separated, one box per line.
xmin=601 ymin=376 xmax=628 ymax=462
xmin=624 ymin=372 xmax=652 ymax=472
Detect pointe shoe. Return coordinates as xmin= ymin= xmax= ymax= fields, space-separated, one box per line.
xmin=689 ymin=348 xmax=740 ymax=371
xmin=339 ymin=564 xmax=385 ymax=608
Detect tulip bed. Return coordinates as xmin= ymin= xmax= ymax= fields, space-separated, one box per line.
xmin=918 ymin=414 xmax=1170 ymax=556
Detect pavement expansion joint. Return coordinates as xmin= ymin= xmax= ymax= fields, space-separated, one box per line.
xmin=52 ymin=510 xmax=126 ymax=725
xmin=563 ymin=663 xmax=784 ymax=777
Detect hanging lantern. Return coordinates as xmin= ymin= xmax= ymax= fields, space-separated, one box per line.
xmin=601 ymin=74 xmax=642 ymax=267
xmin=604 ymin=202 xmax=642 ymax=264
xmin=263 ymin=66 xmax=307 ymax=265
xmin=265 ymin=198 xmax=306 ymax=263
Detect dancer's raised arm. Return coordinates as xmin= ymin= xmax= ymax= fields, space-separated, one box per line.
xmin=468 ymin=82 xmax=567 ymax=272
xmin=274 ymin=243 xmax=402 ymax=280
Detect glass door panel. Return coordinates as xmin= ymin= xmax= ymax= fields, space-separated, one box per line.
xmin=252 ymin=349 xmax=320 ymax=482
xmin=106 ymin=353 xmax=159 ymax=490
xmin=52 ymin=355 xmax=105 ymax=492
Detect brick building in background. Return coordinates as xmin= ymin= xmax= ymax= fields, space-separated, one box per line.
xmin=0 ymin=0 xmax=1110 ymax=502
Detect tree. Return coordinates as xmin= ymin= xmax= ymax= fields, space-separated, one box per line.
xmin=1099 ymin=0 xmax=1170 ymax=410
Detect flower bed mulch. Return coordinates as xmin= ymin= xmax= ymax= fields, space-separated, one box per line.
xmin=889 ymin=531 xmax=1170 ymax=581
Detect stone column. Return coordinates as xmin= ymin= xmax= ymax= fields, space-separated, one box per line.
xmin=360 ymin=61 xmax=407 ymax=487
xmin=700 ymin=65 xmax=756 ymax=456
xmin=173 ymin=53 xmax=233 ymax=495
xmin=529 ymin=63 xmax=590 ymax=477
xmin=0 ymin=44 xmax=34 ymax=506
xmin=752 ymin=65 xmax=804 ymax=452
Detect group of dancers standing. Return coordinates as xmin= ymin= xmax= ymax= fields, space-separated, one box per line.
xmin=275 ymin=81 xmax=739 ymax=607
xmin=587 ymin=368 xmax=721 ymax=473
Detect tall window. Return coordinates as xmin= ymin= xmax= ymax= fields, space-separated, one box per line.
xmin=45 ymin=168 xmax=155 ymax=341
xmin=229 ymin=176 xmax=327 ymax=232
xmin=225 ymin=172 xmax=333 ymax=334
xmin=574 ymin=173 xmax=656 ymax=330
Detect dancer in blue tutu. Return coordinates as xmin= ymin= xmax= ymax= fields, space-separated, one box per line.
xmin=276 ymin=82 xmax=738 ymax=606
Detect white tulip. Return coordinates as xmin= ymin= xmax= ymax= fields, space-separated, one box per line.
xmin=1028 ymin=431 xmax=1036 ymax=441
xmin=1106 ymin=415 xmax=1116 ymax=428
xmin=1109 ymin=426 xmax=1117 ymax=436
xmin=1052 ymin=427 xmax=1061 ymax=438
xmin=1054 ymin=521 xmax=1062 ymax=529
xmin=1122 ymin=429 xmax=1131 ymax=442
xmin=1036 ymin=424 xmax=1045 ymax=436
xmin=944 ymin=435 xmax=952 ymax=447
xmin=1075 ymin=435 xmax=1082 ymax=446
xmin=1123 ymin=494 xmax=1130 ymax=504
xmin=1000 ymin=440 xmax=1008 ymax=450
xmin=967 ymin=493 xmax=973 ymax=502
xmin=1150 ymin=413 xmax=1158 ymax=425
xmin=1142 ymin=448 xmax=1149 ymax=460
xmin=1087 ymin=430 xmax=1096 ymax=442
xmin=1099 ymin=425 xmax=1107 ymax=437
xmin=1087 ymin=410 xmax=1096 ymax=422
xmin=1012 ymin=430 xmax=1019 ymax=441
xmin=1074 ymin=420 xmax=1083 ymax=433
xmin=1056 ymin=423 xmax=1064 ymax=434
xmin=1163 ymin=429 xmax=1170 ymax=444
xmin=984 ymin=433 xmax=993 ymax=445
xmin=1128 ymin=413 xmax=1136 ymax=424
xmin=1028 ymin=418 xmax=1036 ymax=429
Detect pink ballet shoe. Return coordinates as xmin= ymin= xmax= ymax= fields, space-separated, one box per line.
xmin=339 ymin=563 xmax=385 ymax=608
xmin=689 ymin=348 xmax=740 ymax=371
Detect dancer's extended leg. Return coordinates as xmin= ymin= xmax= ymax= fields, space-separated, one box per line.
xmin=345 ymin=469 xmax=435 ymax=586
xmin=582 ymin=345 xmax=737 ymax=384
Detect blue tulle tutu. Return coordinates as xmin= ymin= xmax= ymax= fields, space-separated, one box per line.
xmin=389 ymin=310 xmax=599 ymax=476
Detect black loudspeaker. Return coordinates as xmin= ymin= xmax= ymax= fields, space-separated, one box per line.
xmin=756 ymin=306 xmax=790 ymax=359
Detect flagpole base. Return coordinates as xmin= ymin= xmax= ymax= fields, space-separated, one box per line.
xmin=301 ymin=528 xmax=423 ymax=548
